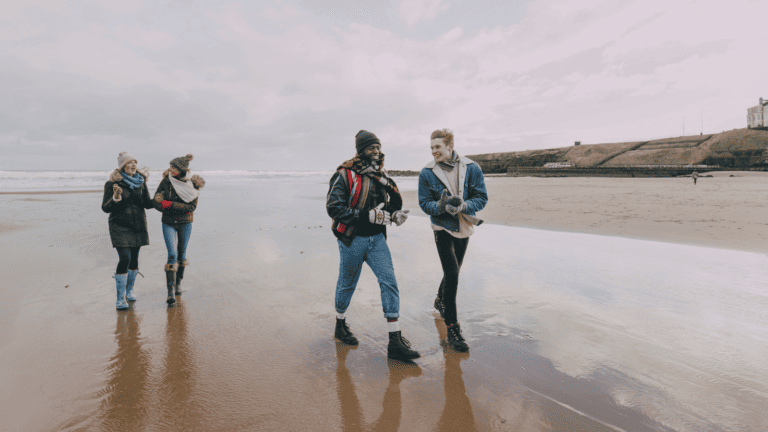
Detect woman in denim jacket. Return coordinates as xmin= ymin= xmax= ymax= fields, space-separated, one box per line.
xmin=418 ymin=129 xmax=488 ymax=352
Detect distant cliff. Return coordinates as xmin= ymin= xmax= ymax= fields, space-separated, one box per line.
xmin=466 ymin=128 xmax=768 ymax=174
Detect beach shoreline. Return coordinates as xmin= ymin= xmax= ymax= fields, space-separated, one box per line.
xmin=402 ymin=171 xmax=768 ymax=255
xmin=4 ymin=171 xmax=767 ymax=254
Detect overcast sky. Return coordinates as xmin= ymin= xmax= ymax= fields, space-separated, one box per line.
xmin=1 ymin=0 xmax=765 ymax=171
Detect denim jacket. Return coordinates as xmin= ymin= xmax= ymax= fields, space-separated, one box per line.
xmin=418 ymin=156 xmax=488 ymax=232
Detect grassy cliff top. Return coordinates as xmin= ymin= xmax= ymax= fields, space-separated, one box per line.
xmin=467 ymin=128 xmax=768 ymax=171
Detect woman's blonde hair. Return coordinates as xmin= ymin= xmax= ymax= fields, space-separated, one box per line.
xmin=430 ymin=128 xmax=454 ymax=147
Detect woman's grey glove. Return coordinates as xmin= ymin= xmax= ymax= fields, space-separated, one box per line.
xmin=392 ymin=209 xmax=409 ymax=226
xmin=446 ymin=202 xmax=466 ymax=216
xmin=369 ymin=203 xmax=391 ymax=225
xmin=437 ymin=189 xmax=451 ymax=213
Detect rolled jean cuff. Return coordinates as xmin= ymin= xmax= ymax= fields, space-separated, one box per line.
xmin=384 ymin=312 xmax=399 ymax=319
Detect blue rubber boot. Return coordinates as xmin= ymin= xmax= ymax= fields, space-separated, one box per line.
xmin=126 ymin=269 xmax=138 ymax=302
xmin=115 ymin=274 xmax=129 ymax=310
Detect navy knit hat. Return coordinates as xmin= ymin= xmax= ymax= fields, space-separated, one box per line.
xmin=170 ymin=154 xmax=193 ymax=171
xmin=355 ymin=130 xmax=381 ymax=154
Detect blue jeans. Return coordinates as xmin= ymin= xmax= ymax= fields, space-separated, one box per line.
xmin=162 ymin=223 xmax=192 ymax=264
xmin=335 ymin=233 xmax=400 ymax=318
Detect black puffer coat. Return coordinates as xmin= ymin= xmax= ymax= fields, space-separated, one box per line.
xmin=102 ymin=169 xmax=154 ymax=247
xmin=153 ymin=170 xmax=203 ymax=225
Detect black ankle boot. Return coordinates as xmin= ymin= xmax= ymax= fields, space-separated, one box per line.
xmin=335 ymin=319 xmax=359 ymax=346
xmin=446 ymin=323 xmax=469 ymax=352
xmin=387 ymin=331 xmax=420 ymax=360
xmin=433 ymin=296 xmax=445 ymax=318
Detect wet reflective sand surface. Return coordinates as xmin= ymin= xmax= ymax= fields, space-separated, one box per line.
xmin=1 ymin=178 xmax=766 ymax=431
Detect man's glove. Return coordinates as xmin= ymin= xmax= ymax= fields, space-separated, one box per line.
xmin=112 ymin=184 xmax=123 ymax=201
xmin=437 ymin=189 xmax=451 ymax=213
xmin=392 ymin=209 xmax=409 ymax=226
xmin=446 ymin=202 xmax=466 ymax=216
xmin=446 ymin=195 xmax=465 ymax=216
xmin=154 ymin=192 xmax=164 ymax=203
xmin=369 ymin=202 xmax=391 ymax=225
xmin=447 ymin=195 xmax=463 ymax=207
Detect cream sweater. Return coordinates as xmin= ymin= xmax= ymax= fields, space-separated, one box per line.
xmin=431 ymin=165 xmax=474 ymax=238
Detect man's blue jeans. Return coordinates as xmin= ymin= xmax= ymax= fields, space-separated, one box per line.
xmin=162 ymin=223 xmax=192 ymax=264
xmin=335 ymin=233 xmax=400 ymax=318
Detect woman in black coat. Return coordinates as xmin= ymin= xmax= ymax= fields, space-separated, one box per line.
xmin=102 ymin=152 xmax=154 ymax=310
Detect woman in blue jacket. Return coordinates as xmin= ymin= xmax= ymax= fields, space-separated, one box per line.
xmin=418 ymin=129 xmax=488 ymax=352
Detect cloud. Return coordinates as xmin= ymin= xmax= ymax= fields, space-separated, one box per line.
xmin=91 ymin=0 xmax=144 ymax=14
xmin=114 ymin=23 xmax=176 ymax=50
xmin=399 ymin=0 xmax=447 ymax=27
xmin=0 ymin=0 xmax=766 ymax=170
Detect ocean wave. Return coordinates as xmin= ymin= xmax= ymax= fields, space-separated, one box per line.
xmin=0 ymin=170 xmax=422 ymax=192
xmin=0 ymin=170 xmax=338 ymax=192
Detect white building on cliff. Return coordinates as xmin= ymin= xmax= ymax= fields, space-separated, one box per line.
xmin=747 ymin=98 xmax=767 ymax=128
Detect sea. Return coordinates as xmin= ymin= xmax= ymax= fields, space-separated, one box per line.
xmin=0 ymin=170 xmax=421 ymax=193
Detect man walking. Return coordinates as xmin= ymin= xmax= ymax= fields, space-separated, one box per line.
xmin=418 ymin=129 xmax=488 ymax=352
xmin=693 ymin=171 xmax=698 ymax=185
xmin=327 ymin=130 xmax=420 ymax=361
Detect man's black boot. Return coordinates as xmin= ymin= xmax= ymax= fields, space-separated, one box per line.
xmin=446 ymin=323 xmax=469 ymax=352
xmin=387 ymin=331 xmax=421 ymax=360
xmin=433 ymin=296 xmax=445 ymax=319
xmin=335 ymin=318 xmax=359 ymax=346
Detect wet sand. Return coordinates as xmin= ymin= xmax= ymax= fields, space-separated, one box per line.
xmin=0 ymin=190 xmax=102 ymax=195
xmin=402 ymin=171 xmax=768 ymax=254
xmin=1 ymin=178 xmax=767 ymax=431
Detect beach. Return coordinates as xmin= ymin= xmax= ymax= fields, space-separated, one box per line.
xmin=403 ymin=172 xmax=768 ymax=254
xmin=1 ymin=173 xmax=767 ymax=431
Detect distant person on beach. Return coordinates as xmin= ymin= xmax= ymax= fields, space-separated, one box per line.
xmin=326 ymin=130 xmax=420 ymax=361
xmin=153 ymin=154 xmax=205 ymax=305
xmin=418 ymin=129 xmax=488 ymax=352
xmin=101 ymin=152 xmax=154 ymax=310
xmin=693 ymin=171 xmax=698 ymax=185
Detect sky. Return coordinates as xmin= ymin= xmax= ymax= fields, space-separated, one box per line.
xmin=0 ymin=0 xmax=765 ymax=171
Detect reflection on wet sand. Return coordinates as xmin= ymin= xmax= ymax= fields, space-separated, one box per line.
xmin=434 ymin=319 xmax=479 ymax=432
xmin=98 ymin=307 xmax=150 ymax=431
xmin=336 ymin=343 xmax=422 ymax=432
xmin=157 ymin=299 xmax=204 ymax=430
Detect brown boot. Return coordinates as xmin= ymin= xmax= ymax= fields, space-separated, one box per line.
xmin=175 ymin=259 xmax=188 ymax=296
xmin=164 ymin=263 xmax=178 ymax=304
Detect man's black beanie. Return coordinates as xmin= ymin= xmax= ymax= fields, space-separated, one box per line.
xmin=355 ymin=130 xmax=381 ymax=154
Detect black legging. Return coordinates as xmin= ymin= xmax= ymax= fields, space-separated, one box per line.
xmin=116 ymin=247 xmax=141 ymax=274
xmin=434 ymin=230 xmax=469 ymax=325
